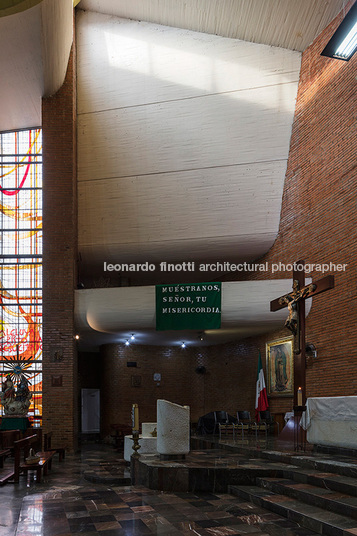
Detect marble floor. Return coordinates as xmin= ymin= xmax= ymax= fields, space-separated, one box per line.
xmin=0 ymin=441 xmax=320 ymax=536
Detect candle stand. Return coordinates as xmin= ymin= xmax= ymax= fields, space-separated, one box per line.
xmin=131 ymin=430 xmax=141 ymax=458
xmin=293 ymin=405 xmax=306 ymax=451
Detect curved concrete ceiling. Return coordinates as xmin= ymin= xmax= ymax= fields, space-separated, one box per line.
xmin=76 ymin=11 xmax=301 ymax=284
xmin=0 ymin=0 xmax=347 ymax=132
xmin=0 ymin=1 xmax=42 ymax=18
xmin=75 ymin=3 xmax=350 ymax=287
xmin=75 ymin=280 xmax=312 ymax=349
xmin=78 ymin=0 xmax=346 ymax=52
xmin=0 ymin=0 xmax=73 ymax=132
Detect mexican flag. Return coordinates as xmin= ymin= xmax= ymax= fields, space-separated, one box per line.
xmin=255 ymin=352 xmax=269 ymax=421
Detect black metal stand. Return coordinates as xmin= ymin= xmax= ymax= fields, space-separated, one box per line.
xmin=293 ymin=405 xmax=306 ymax=451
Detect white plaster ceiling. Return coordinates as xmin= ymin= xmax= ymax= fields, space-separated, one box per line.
xmin=75 ymin=280 xmax=312 ymax=349
xmin=74 ymin=1 xmax=350 ymax=288
xmin=78 ymin=0 xmax=347 ymax=52
xmin=0 ymin=0 xmax=347 ymax=133
xmin=76 ymin=11 xmax=301 ymax=285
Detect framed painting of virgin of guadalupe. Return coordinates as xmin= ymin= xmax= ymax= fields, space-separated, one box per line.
xmin=266 ymin=337 xmax=294 ymax=397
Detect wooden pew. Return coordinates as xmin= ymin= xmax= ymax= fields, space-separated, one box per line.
xmin=0 ymin=430 xmax=21 ymax=454
xmin=0 ymin=430 xmax=21 ymax=484
xmin=13 ymin=435 xmax=55 ymax=483
xmin=0 ymin=449 xmax=13 ymax=485
xmin=0 ymin=449 xmax=10 ymax=469
xmin=43 ymin=432 xmax=66 ymax=462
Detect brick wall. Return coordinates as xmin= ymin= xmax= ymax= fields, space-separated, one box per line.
xmin=100 ymin=343 xmax=207 ymax=438
xmin=42 ymin=43 xmax=78 ymax=451
xmin=220 ymin=5 xmax=357 ymax=417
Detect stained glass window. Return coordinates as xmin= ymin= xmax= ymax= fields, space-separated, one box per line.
xmin=0 ymin=129 xmax=42 ymax=426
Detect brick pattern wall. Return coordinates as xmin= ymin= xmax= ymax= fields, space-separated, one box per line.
xmin=221 ymin=5 xmax=357 ymax=417
xmin=42 ymin=44 xmax=78 ymax=451
xmin=100 ymin=344 xmax=207 ymax=437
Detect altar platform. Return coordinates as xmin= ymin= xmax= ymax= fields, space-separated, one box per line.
xmin=126 ymin=434 xmax=357 ymax=535
xmin=130 ymin=434 xmax=357 ymax=492
xmin=44 ymin=432 xmax=356 ymax=536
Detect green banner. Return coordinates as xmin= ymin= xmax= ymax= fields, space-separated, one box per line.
xmin=156 ymin=282 xmax=221 ymax=331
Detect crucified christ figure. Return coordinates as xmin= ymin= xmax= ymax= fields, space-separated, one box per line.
xmin=279 ymin=280 xmax=316 ymax=336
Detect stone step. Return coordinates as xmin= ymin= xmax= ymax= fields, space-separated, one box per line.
xmin=257 ymin=477 xmax=357 ymax=521
xmin=286 ymin=455 xmax=357 ymax=479
xmin=230 ymin=484 xmax=357 ymax=536
xmin=283 ymin=466 xmax=357 ymax=497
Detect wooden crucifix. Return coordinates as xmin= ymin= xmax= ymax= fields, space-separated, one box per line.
xmin=270 ymin=260 xmax=334 ymax=407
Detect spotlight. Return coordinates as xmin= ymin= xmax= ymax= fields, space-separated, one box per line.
xmin=306 ymin=343 xmax=317 ymax=359
xmin=321 ymin=3 xmax=357 ymax=61
xmin=74 ymin=334 xmax=80 ymax=340
xmin=130 ymin=334 xmax=135 ymax=341
xmin=181 ymin=342 xmax=186 ymax=348
xmin=125 ymin=340 xmax=130 ymax=346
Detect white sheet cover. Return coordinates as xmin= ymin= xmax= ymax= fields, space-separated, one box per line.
xmin=301 ymin=396 xmax=357 ymax=449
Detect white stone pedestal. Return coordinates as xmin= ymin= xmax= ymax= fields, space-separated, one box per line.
xmin=124 ymin=435 xmax=157 ymax=461
xmin=124 ymin=421 xmax=158 ymax=461
xmin=157 ymin=399 xmax=190 ymax=456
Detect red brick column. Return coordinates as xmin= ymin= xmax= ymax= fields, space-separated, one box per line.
xmin=42 ymin=44 xmax=78 ymax=451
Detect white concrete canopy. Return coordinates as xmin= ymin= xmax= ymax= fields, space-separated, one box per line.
xmin=74 ymin=279 xmax=312 ymax=348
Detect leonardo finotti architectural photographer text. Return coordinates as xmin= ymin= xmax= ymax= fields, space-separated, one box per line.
xmin=103 ymin=261 xmax=348 ymax=274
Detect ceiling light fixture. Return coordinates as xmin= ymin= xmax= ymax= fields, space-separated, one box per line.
xmin=130 ymin=334 xmax=135 ymax=341
xmin=125 ymin=340 xmax=130 ymax=346
xmin=181 ymin=342 xmax=186 ymax=348
xmin=321 ymin=3 xmax=357 ymax=61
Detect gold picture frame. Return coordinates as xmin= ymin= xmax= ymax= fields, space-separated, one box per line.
xmin=266 ymin=336 xmax=294 ymax=397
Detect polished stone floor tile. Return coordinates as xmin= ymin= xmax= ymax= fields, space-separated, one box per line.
xmin=0 ymin=442 xmax=350 ymax=535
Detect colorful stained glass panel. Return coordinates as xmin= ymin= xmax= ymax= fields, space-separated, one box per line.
xmin=0 ymin=129 xmax=42 ymax=425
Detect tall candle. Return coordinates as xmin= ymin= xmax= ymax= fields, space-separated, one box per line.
xmin=132 ymin=403 xmax=139 ymax=432
xmin=297 ymin=387 xmax=303 ymax=406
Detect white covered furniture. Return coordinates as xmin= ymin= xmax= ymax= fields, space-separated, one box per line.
xmin=157 ymin=400 xmax=190 ymax=456
xmin=301 ymin=396 xmax=357 ymax=449
xmin=124 ymin=422 xmax=157 ymax=461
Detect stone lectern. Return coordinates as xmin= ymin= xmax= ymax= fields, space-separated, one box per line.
xmin=157 ymin=399 xmax=190 ymax=460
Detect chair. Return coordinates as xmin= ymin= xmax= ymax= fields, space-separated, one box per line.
xmin=215 ymin=411 xmax=235 ymax=439
xmin=254 ymin=410 xmax=280 ymax=437
xmin=236 ymin=411 xmax=253 ymax=439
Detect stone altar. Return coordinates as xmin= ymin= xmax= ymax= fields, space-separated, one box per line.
xmin=157 ymin=399 xmax=190 ymax=458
